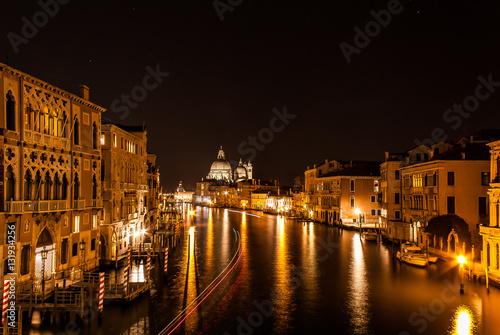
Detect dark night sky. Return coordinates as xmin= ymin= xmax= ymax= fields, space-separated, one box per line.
xmin=2 ymin=0 xmax=500 ymax=191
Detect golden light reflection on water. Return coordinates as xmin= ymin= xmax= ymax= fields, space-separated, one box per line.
xmin=273 ymin=215 xmax=294 ymax=333
xmin=449 ymin=305 xmax=476 ymax=335
xmin=301 ymin=222 xmax=318 ymax=310
xmin=184 ymin=225 xmax=199 ymax=333
xmin=347 ymin=235 xmax=371 ymax=334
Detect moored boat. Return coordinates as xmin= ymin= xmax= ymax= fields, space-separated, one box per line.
xmin=397 ymin=242 xmax=428 ymax=267
xmin=363 ymin=229 xmax=378 ymax=241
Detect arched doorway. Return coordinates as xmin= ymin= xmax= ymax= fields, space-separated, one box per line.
xmin=35 ymin=228 xmax=55 ymax=290
xmin=449 ymin=234 xmax=456 ymax=254
xmin=100 ymin=235 xmax=106 ymax=260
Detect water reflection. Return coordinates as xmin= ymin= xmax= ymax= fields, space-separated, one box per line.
xmin=273 ymin=215 xmax=294 ymax=333
xmin=347 ymin=235 xmax=371 ymax=334
xmin=449 ymin=305 xmax=476 ymax=335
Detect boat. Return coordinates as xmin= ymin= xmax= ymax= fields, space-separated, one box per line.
xmin=362 ymin=229 xmax=378 ymax=241
xmin=396 ymin=242 xmax=428 ymax=267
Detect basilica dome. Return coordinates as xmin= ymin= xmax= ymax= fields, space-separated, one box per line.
xmin=207 ymin=147 xmax=232 ymax=181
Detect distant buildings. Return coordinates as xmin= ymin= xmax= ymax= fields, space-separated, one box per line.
xmin=174 ymin=181 xmax=194 ymax=202
xmin=304 ymin=160 xmax=381 ymax=225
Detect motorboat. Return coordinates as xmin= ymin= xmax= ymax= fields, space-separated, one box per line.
xmin=397 ymin=242 xmax=428 ymax=267
xmin=362 ymin=229 xmax=378 ymax=241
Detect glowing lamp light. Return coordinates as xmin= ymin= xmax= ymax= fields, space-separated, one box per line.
xmin=141 ymin=229 xmax=146 ymax=235
xmin=355 ymin=208 xmax=361 ymax=215
xmin=189 ymin=210 xmax=195 ymax=216
xmin=458 ymin=255 xmax=466 ymax=265
xmin=189 ymin=226 xmax=195 ymax=236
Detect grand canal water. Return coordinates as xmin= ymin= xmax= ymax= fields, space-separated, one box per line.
xmin=29 ymin=206 xmax=500 ymax=334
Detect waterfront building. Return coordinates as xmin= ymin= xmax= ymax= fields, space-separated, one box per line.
xmin=380 ymin=152 xmax=404 ymax=240
xmin=251 ymin=190 xmax=269 ymax=210
xmin=480 ymin=139 xmax=500 ymax=277
xmin=99 ymin=123 xmax=148 ymax=263
xmin=174 ymin=181 xmax=194 ymax=203
xmin=146 ymin=152 xmax=160 ymax=229
xmin=399 ymin=136 xmax=494 ymax=257
xmin=0 ymin=63 xmax=104 ymax=292
xmin=305 ymin=160 xmax=381 ymax=225
xmin=196 ymin=146 xmax=259 ymax=207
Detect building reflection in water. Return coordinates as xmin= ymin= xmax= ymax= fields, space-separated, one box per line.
xmin=273 ymin=215 xmax=295 ymax=333
xmin=347 ymin=235 xmax=371 ymax=334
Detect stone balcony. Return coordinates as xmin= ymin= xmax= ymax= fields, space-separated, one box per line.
xmin=25 ymin=130 xmax=70 ymax=150
xmin=5 ymin=200 xmax=68 ymax=213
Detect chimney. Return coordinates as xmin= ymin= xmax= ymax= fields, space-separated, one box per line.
xmin=461 ymin=152 xmax=466 ymax=160
xmin=385 ymin=151 xmax=389 ymax=160
xmin=79 ymin=85 xmax=90 ymax=100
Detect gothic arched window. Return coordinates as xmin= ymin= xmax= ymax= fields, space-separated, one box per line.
xmin=6 ymin=91 xmax=16 ymax=131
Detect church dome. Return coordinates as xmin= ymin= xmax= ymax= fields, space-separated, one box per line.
xmin=234 ymin=159 xmax=247 ymax=180
xmin=207 ymin=146 xmax=232 ymax=181
xmin=211 ymin=159 xmax=232 ymax=171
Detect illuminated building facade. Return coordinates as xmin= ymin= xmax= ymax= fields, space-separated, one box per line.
xmin=99 ymin=123 xmax=148 ymax=263
xmin=305 ymin=160 xmax=381 ymax=225
xmin=0 ymin=63 xmax=104 ymax=291
xmin=400 ymin=137 xmax=492 ymax=256
xmin=174 ymin=181 xmax=194 ymax=202
xmin=480 ymin=139 xmax=500 ymax=277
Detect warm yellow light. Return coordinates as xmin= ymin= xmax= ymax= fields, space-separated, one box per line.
xmin=458 ymin=255 xmax=466 ymax=265
xmin=189 ymin=226 xmax=195 ymax=236
xmin=189 ymin=210 xmax=195 ymax=216
xmin=355 ymin=208 xmax=360 ymax=215
xmin=141 ymin=229 xmax=146 ymax=235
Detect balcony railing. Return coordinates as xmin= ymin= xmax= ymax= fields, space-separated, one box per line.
xmin=5 ymin=200 xmax=68 ymax=213
xmin=25 ymin=130 xmax=70 ymax=150
xmin=93 ymin=198 xmax=103 ymax=208
xmin=34 ymin=200 xmax=68 ymax=212
xmin=73 ymin=199 xmax=86 ymax=209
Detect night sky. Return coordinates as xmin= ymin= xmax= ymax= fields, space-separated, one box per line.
xmin=2 ymin=0 xmax=500 ymax=191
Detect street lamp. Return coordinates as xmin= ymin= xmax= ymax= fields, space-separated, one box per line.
xmin=41 ymin=247 xmax=48 ymax=298
xmin=458 ymin=255 xmax=466 ymax=294
xmin=79 ymin=239 xmax=86 ymax=273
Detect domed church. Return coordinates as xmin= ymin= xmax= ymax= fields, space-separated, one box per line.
xmin=206 ymin=146 xmax=252 ymax=182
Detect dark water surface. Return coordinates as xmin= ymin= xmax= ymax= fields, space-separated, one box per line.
xmin=29 ymin=206 xmax=500 ymax=334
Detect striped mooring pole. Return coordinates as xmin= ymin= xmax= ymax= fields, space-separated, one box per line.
xmin=98 ymin=272 xmax=105 ymax=313
xmin=147 ymin=252 xmax=151 ymax=280
xmin=2 ymin=280 xmax=9 ymax=324
xmin=124 ymin=246 xmax=131 ymax=294
xmin=164 ymin=248 xmax=169 ymax=275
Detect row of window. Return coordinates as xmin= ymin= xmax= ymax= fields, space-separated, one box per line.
xmin=73 ymin=214 xmax=99 ymax=233
xmin=112 ymin=133 xmax=142 ymax=155
xmin=5 ymin=168 xmax=98 ymax=202
xmin=5 ymin=91 xmax=100 ymax=150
